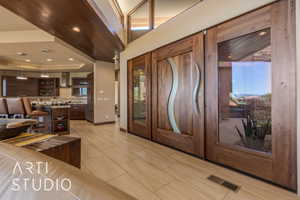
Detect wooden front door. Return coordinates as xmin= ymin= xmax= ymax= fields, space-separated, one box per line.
xmin=205 ymin=1 xmax=297 ymax=190
xmin=152 ymin=33 xmax=205 ymax=157
xmin=128 ymin=53 xmax=152 ymax=139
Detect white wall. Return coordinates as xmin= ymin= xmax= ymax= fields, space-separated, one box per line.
xmin=119 ymin=0 xmax=276 ymax=130
xmin=93 ymin=61 xmax=116 ymax=124
xmin=296 ymin=0 xmax=300 ymax=194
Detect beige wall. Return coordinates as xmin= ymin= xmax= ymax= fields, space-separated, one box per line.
xmin=297 ymin=0 xmax=300 ymax=194
xmin=119 ymin=0 xmax=276 ymax=130
xmin=93 ymin=61 xmax=115 ymax=124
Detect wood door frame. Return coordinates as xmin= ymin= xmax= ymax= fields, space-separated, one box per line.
xmin=127 ymin=53 xmax=152 ymax=139
xmin=151 ymin=33 xmax=205 ymax=157
xmin=205 ymin=0 xmax=297 ymax=190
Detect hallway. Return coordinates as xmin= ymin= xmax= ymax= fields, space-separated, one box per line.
xmin=70 ymin=121 xmax=299 ymax=200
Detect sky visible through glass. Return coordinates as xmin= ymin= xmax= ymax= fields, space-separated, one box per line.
xmin=232 ymin=62 xmax=271 ymax=97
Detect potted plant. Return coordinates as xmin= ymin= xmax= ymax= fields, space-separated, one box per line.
xmin=235 ymin=115 xmax=271 ymax=151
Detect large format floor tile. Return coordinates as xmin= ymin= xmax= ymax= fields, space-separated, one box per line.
xmin=70 ymin=121 xmax=300 ymax=200
xmin=108 ymin=174 xmax=161 ymax=200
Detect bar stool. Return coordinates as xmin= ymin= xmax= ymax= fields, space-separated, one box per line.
xmin=6 ymin=98 xmax=25 ymax=119
xmin=22 ymin=97 xmax=49 ymax=133
xmin=0 ymin=98 xmax=8 ymax=118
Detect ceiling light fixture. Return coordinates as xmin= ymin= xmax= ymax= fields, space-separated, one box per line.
xmin=17 ymin=52 xmax=27 ymax=56
xmin=16 ymin=76 xmax=28 ymax=80
xmin=46 ymin=58 xmax=53 ymax=62
xmin=259 ymin=31 xmax=267 ymax=36
xmin=25 ymin=59 xmax=31 ymax=62
xmin=68 ymin=58 xmax=74 ymax=61
xmin=41 ymin=74 xmax=50 ymax=78
xmin=72 ymin=27 xmax=80 ymax=32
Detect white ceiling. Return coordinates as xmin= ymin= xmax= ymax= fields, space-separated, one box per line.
xmin=154 ymin=0 xmax=201 ymax=18
xmin=117 ymin=0 xmax=201 ymax=15
xmin=117 ymin=0 xmax=144 ymax=14
xmin=0 ymin=5 xmax=93 ymax=72
xmin=0 ymin=42 xmax=89 ymax=67
xmin=0 ymin=6 xmax=38 ymax=31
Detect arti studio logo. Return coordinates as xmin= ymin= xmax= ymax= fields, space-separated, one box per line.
xmin=11 ymin=161 xmax=72 ymax=192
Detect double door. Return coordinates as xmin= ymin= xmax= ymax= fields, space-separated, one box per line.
xmin=127 ymin=0 xmax=296 ymax=191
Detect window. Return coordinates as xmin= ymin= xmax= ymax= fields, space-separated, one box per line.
xmin=128 ymin=0 xmax=151 ymax=42
xmin=154 ymin=0 xmax=200 ymax=28
xmin=127 ymin=0 xmax=202 ymax=42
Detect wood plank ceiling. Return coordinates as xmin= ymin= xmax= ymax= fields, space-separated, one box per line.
xmin=0 ymin=0 xmax=125 ymax=62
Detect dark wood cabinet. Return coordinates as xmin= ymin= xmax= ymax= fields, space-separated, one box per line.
xmin=2 ymin=76 xmax=39 ymax=97
xmin=39 ymin=78 xmax=60 ymax=96
xmin=2 ymin=76 xmax=59 ymax=97
xmin=127 ymin=53 xmax=152 ymax=139
xmin=43 ymin=107 xmax=70 ymax=135
xmin=85 ymin=73 xmax=94 ymax=122
xmin=72 ymin=77 xmax=88 ymax=97
xmin=70 ymin=104 xmax=86 ymax=120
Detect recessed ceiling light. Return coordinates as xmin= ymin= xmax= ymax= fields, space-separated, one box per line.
xmin=17 ymin=52 xmax=27 ymax=56
xmin=42 ymin=49 xmax=51 ymax=53
xmin=259 ymin=31 xmax=267 ymax=36
xmin=72 ymin=27 xmax=80 ymax=32
xmin=16 ymin=76 xmax=28 ymax=80
xmin=41 ymin=74 xmax=50 ymax=78
xmin=68 ymin=58 xmax=74 ymax=61
xmin=46 ymin=58 xmax=53 ymax=62
xmin=25 ymin=59 xmax=31 ymax=62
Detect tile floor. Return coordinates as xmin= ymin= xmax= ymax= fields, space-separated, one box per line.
xmin=70 ymin=120 xmax=300 ymax=200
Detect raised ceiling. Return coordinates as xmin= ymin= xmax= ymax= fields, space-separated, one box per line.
xmin=0 ymin=0 xmax=124 ymax=62
xmin=0 ymin=6 xmax=37 ymax=31
xmin=0 ymin=5 xmax=94 ymax=72
xmin=117 ymin=0 xmax=144 ymax=14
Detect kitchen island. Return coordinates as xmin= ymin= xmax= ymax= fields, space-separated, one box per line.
xmin=33 ymin=105 xmax=70 ymax=135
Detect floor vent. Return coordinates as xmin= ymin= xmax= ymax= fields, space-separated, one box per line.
xmin=207 ymin=175 xmax=240 ymax=192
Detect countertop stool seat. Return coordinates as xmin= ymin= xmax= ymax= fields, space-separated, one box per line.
xmin=22 ymin=97 xmax=49 ymax=133
xmin=0 ymin=98 xmax=8 ymax=119
xmin=6 ymin=98 xmax=25 ymax=119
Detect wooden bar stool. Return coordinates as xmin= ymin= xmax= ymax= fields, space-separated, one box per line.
xmin=22 ymin=97 xmax=49 ymax=133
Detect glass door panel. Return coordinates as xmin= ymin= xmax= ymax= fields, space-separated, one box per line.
xmin=132 ymin=66 xmax=147 ymax=125
xmin=218 ymin=28 xmax=272 ymax=153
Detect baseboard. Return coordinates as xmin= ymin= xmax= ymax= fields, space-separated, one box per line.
xmin=120 ymin=127 xmax=127 ymax=132
xmin=93 ymin=121 xmax=115 ymax=125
